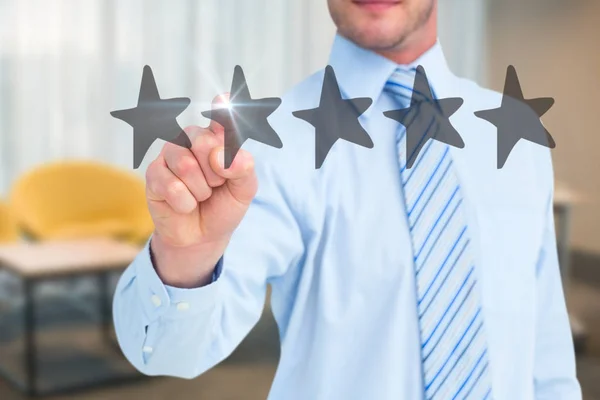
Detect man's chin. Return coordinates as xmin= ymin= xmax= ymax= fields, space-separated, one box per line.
xmin=346 ymin=29 xmax=407 ymax=52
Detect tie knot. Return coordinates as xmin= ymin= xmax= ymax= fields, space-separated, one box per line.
xmin=385 ymin=66 xmax=435 ymax=107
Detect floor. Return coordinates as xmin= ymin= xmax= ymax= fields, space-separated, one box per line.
xmin=0 ymin=251 xmax=599 ymax=400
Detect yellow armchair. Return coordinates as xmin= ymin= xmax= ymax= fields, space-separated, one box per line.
xmin=0 ymin=200 xmax=18 ymax=242
xmin=9 ymin=161 xmax=153 ymax=244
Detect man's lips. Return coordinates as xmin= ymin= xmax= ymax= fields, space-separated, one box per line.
xmin=352 ymin=0 xmax=401 ymax=11
xmin=353 ymin=0 xmax=400 ymax=3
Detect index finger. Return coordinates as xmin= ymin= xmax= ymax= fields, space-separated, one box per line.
xmin=207 ymin=93 xmax=230 ymax=137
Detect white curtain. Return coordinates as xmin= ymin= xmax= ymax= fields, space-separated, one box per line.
xmin=0 ymin=0 xmax=487 ymax=194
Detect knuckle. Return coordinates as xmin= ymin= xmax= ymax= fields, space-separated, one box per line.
xmin=192 ymin=131 xmax=218 ymax=151
xmin=166 ymin=180 xmax=186 ymax=200
xmin=162 ymin=141 xmax=178 ymax=156
xmin=162 ymin=142 xmax=181 ymax=159
xmin=171 ymin=156 xmax=198 ymax=177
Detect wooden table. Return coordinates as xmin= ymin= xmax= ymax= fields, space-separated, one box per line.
xmin=0 ymin=238 xmax=140 ymax=396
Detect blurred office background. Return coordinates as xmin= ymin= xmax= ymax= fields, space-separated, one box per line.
xmin=0 ymin=0 xmax=598 ymax=399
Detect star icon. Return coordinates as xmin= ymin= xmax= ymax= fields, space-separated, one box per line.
xmin=383 ymin=65 xmax=464 ymax=169
xmin=475 ymin=65 xmax=555 ymax=169
xmin=201 ymin=65 xmax=282 ymax=168
xmin=292 ymin=66 xmax=373 ymax=169
xmin=110 ymin=65 xmax=191 ymax=169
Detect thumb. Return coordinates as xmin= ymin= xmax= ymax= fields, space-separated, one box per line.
xmin=209 ymin=146 xmax=258 ymax=205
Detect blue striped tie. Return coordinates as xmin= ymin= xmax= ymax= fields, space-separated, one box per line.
xmin=385 ymin=67 xmax=492 ymax=400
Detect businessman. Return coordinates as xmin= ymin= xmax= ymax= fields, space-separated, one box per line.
xmin=113 ymin=0 xmax=581 ymax=399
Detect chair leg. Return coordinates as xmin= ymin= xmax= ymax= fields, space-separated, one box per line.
xmin=98 ymin=272 xmax=112 ymax=343
xmin=23 ymin=279 xmax=38 ymax=397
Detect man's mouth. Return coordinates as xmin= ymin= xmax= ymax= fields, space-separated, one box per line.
xmin=352 ymin=0 xmax=401 ymax=12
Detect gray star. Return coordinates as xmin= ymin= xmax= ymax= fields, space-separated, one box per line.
xmin=383 ymin=65 xmax=464 ymax=169
xmin=110 ymin=65 xmax=191 ymax=169
xmin=292 ymin=65 xmax=373 ymax=169
xmin=201 ymin=65 xmax=282 ymax=169
xmin=475 ymin=65 xmax=555 ymax=169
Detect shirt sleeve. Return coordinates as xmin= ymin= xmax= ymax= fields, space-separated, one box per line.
xmin=532 ymin=156 xmax=582 ymax=399
xmin=112 ymin=159 xmax=305 ymax=379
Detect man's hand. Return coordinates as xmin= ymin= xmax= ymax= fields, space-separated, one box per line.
xmin=146 ymin=95 xmax=258 ymax=288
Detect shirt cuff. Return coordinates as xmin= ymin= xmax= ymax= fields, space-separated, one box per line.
xmin=134 ymin=239 xmax=223 ymax=322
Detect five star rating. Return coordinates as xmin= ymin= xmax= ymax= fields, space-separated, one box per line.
xmin=111 ymin=64 xmax=555 ymax=170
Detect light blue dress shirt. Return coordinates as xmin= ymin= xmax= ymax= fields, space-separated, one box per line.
xmin=113 ymin=35 xmax=581 ymax=400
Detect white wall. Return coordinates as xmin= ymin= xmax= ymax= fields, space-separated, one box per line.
xmin=438 ymin=0 xmax=489 ymax=84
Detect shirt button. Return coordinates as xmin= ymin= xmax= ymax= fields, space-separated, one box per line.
xmin=151 ymin=294 xmax=162 ymax=308
xmin=142 ymin=346 xmax=153 ymax=354
xmin=176 ymin=302 xmax=190 ymax=311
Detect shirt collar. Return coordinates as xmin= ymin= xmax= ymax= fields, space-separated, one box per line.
xmin=327 ymin=34 xmax=455 ymax=115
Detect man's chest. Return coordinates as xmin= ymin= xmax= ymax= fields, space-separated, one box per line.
xmin=268 ymin=76 xmax=553 ymax=399
xmin=289 ymin=142 xmax=544 ymax=396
